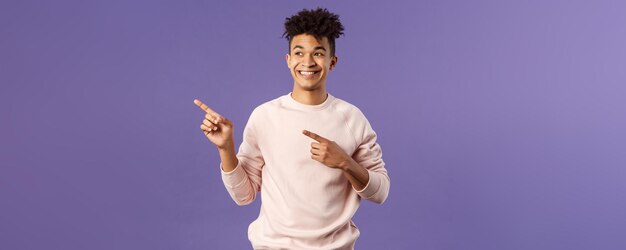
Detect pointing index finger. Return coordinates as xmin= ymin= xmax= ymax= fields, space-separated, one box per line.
xmin=193 ymin=99 xmax=221 ymax=117
xmin=302 ymin=130 xmax=327 ymax=142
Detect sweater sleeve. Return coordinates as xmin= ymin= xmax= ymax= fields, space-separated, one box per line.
xmin=221 ymin=109 xmax=264 ymax=206
xmin=350 ymin=110 xmax=390 ymax=204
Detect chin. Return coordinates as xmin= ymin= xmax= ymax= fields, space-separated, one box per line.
xmin=297 ymin=82 xmax=322 ymax=91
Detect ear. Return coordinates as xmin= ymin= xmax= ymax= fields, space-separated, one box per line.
xmin=285 ymin=53 xmax=290 ymax=68
xmin=330 ymin=55 xmax=338 ymax=70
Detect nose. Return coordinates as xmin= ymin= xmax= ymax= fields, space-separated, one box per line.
xmin=301 ymin=54 xmax=316 ymax=67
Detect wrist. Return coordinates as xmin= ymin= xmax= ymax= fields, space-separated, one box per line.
xmin=339 ymin=158 xmax=354 ymax=172
xmin=217 ymin=140 xmax=234 ymax=152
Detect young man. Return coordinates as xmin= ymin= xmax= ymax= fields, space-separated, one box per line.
xmin=194 ymin=8 xmax=390 ymax=250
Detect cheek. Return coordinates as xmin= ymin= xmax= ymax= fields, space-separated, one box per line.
xmin=319 ymin=58 xmax=330 ymax=68
xmin=288 ymin=60 xmax=299 ymax=69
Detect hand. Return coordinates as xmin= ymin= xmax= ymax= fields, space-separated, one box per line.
xmin=302 ymin=130 xmax=350 ymax=170
xmin=194 ymin=99 xmax=234 ymax=149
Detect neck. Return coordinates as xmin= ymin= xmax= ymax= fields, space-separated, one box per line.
xmin=291 ymin=85 xmax=328 ymax=105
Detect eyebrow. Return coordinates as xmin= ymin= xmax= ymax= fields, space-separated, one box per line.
xmin=293 ymin=45 xmax=326 ymax=51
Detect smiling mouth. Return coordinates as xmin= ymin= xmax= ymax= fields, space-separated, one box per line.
xmin=298 ymin=70 xmax=320 ymax=78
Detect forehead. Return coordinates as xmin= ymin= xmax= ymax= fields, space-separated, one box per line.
xmin=290 ymin=34 xmax=330 ymax=50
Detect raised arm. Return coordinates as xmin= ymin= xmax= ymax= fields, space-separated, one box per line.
xmin=194 ymin=99 xmax=263 ymax=206
xmin=194 ymin=99 xmax=238 ymax=172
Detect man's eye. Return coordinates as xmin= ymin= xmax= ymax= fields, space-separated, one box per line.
xmin=314 ymin=53 xmax=323 ymax=56
xmin=295 ymin=52 xmax=303 ymax=56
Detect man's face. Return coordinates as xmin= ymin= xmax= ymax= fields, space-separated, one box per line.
xmin=286 ymin=34 xmax=338 ymax=92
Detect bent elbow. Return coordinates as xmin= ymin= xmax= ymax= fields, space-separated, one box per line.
xmin=371 ymin=180 xmax=390 ymax=204
xmin=233 ymin=191 xmax=257 ymax=206
xmin=370 ymin=192 xmax=389 ymax=204
xmin=235 ymin=198 xmax=253 ymax=206
xmin=378 ymin=194 xmax=389 ymax=204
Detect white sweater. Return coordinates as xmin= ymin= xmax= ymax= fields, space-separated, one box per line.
xmin=221 ymin=93 xmax=390 ymax=250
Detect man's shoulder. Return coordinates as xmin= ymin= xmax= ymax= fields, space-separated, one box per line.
xmin=330 ymin=95 xmax=367 ymax=119
xmin=247 ymin=94 xmax=286 ymax=119
xmin=255 ymin=95 xmax=283 ymax=110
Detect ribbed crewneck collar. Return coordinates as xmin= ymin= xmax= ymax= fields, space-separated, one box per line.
xmin=283 ymin=92 xmax=335 ymax=111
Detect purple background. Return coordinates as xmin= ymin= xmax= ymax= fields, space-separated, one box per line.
xmin=2 ymin=0 xmax=626 ymax=249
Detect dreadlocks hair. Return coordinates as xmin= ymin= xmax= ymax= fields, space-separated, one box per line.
xmin=283 ymin=8 xmax=344 ymax=57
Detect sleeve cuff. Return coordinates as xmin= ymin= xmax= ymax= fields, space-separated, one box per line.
xmin=221 ymin=161 xmax=247 ymax=189
xmin=353 ymin=170 xmax=381 ymax=199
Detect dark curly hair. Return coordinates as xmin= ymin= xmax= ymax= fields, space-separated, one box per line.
xmin=283 ymin=8 xmax=344 ymax=57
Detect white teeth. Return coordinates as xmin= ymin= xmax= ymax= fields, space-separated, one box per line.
xmin=300 ymin=71 xmax=316 ymax=75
